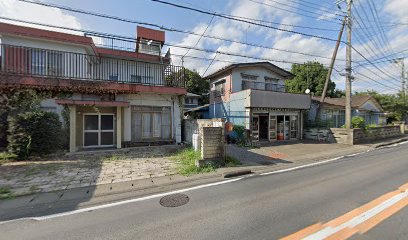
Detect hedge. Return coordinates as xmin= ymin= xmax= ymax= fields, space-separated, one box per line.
xmin=7 ymin=111 xmax=63 ymax=159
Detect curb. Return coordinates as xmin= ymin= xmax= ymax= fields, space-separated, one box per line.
xmin=373 ymin=137 xmax=408 ymax=148
xmin=223 ymin=170 xmax=252 ymax=178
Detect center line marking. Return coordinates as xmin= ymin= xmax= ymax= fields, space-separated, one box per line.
xmin=281 ymin=182 xmax=408 ymax=240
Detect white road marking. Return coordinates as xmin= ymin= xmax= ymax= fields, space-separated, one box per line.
xmin=302 ymin=190 xmax=408 ymax=240
xmin=1 ymin=140 xmax=406 ymax=225
xmin=260 ymin=156 xmax=344 ymax=176
xmin=0 ymin=177 xmax=243 ymax=223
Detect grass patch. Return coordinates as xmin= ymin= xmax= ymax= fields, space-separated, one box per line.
xmin=171 ymin=148 xmax=216 ymax=176
xmin=0 ymin=152 xmax=17 ymax=165
xmin=102 ymin=154 xmax=122 ymax=162
xmin=0 ymin=186 xmax=14 ymax=200
xmin=225 ymin=155 xmax=242 ymax=167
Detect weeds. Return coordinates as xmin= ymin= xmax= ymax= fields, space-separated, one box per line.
xmin=171 ymin=148 xmax=215 ymax=176
xmin=0 ymin=186 xmax=13 ymax=200
xmin=225 ymin=155 xmax=242 ymax=167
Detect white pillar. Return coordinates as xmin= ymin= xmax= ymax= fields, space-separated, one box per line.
xmin=69 ymin=105 xmax=76 ymax=152
xmin=123 ymin=106 xmax=131 ymax=141
xmin=116 ymin=106 xmax=122 ymax=149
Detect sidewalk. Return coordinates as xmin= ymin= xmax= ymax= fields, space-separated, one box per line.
xmin=0 ymin=136 xmax=407 ymax=221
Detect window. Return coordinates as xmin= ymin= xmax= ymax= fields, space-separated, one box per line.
xmin=31 ymin=49 xmax=46 ymax=75
xmin=265 ymin=77 xmax=285 ymax=92
xmin=130 ymin=75 xmax=142 ymax=83
xmin=31 ymin=50 xmax=64 ymax=76
xmin=131 ymin=106 xmax=172 ymax=140
xmin=47 ymin=52 xmax=63 ymax=76
xmin=214 ymin=80 xmax=226 ymax=97
xmin=109 ymin=74 xmax=118 ymax=81
xmin=138 ymin=39 xmax=161 ymax=56
xmin=84 ymin=114 xmax=114 ymax=147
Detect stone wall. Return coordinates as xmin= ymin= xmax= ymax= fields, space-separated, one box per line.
xmin=353 ymin=126 xmax=402 ymax=144
xmin=200 ymin=127 xmax=225 ymax=166
xmin=304 ymin=125 xmax=404 ymax=145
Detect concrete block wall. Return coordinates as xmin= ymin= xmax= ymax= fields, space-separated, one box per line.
xmin=304 ymin=125 xmax=404 ymax=145
xmin=183 ymin=118 xmax=225 ymax=144
xmin=200 ymin=127 xmax=225 ymax=165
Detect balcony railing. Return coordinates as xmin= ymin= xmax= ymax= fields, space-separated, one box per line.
xmin=0 ymin=44 xmax=185 ymax=88
xmin=242 ymin=80 xmax=285 ymax=92
xmin=86 ymin=33 xmax=162 ymax=56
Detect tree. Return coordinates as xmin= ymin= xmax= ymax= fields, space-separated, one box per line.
xmin=184 ymin=68 xmax=209 ymax=105
xmin=0 ymin=89 xmax=51 ymax=149
xmin=286 ymin=61 xmax=339 ymax=97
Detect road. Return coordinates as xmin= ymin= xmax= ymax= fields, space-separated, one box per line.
xmin=1 ymin=143 xmax=407 ymax=240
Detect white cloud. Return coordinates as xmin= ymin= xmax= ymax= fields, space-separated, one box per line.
xmin=384 ymin=0 xmax=408 ymax=19
xmin=0 ymin=0 xmax=82 ymax=34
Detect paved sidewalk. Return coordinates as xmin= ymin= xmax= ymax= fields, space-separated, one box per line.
xmin=0 ymin=146 xmax=179 ymax=197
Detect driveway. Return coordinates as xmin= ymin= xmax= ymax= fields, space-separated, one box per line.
xmin=226 ymin=140 xmax=371 ymax=166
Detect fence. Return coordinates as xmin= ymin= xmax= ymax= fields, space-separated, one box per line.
xmin=0 ymin=44 xmax=185 ymax=88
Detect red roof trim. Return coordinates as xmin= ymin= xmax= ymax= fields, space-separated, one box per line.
xmin=0 ymin=22 xmax=94 ymax=47
xmin=55 ymin=99 xmax=130 ymax=107
xmin=0 ymin=22 xmax=168 ymax=63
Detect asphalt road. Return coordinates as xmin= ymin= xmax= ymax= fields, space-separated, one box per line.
xmin=1 ymin=143 xmax=407 ymax=240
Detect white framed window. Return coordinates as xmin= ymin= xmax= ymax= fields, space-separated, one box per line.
xmin=83 ymin=113 xmax=115 ymax=147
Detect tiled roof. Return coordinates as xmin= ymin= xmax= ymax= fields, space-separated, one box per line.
xmin=312 ymin=95 xmax=382 ymax=110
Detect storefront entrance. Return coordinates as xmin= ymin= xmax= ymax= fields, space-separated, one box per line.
xmin=252 ymin=111 xmax=300 ymax=142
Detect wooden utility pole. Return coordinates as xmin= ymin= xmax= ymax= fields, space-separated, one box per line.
xmin=315 ymin=17 xmax=346 ymax=121
xmin=345 ymin=0 xmax=353 ymax=129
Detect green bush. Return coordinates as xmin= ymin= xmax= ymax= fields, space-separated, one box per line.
xmin=351 ymin=116 xmax=365 ymax=129
xmin=7 ymin=111 xmax=63 ymax=159
xmin=231 ymin=125 xmax=247 ymax=144
xmin=365 ymin=124 xmax=378 ymax=130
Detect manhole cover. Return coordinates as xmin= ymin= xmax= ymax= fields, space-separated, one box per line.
xmin=159 ymin=193 xmax=189 ymax=207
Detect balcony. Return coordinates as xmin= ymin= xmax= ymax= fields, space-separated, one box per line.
xmin=0 ymin=44 xmax=185 ymax=89
xmin=242 ymin=81 xmax=285 ymax=92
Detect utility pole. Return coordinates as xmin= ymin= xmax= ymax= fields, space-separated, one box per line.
xmin=315 ymin=16 xmax=346 ymax=121
xmin=345 ymin=0 xmax=353 ymax=129
xmin=397 ymin=58 xmax=405 ymax=96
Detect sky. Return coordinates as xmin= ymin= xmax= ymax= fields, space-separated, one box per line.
xmin=0 ymin=0 xmax=408 ymax=94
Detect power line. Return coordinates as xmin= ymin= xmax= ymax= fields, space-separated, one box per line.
xmin=202 ymin=52 xmax=218 ymax=76
xmin=0 ymin=17 xmax=346 ymax=70
xmin=17 ymin=0 xmax=342 ymax=32
xmin=150 ymin=0 xmax=345 ymax=43
xmin=14 ymin=0 xmax=347 ymax=61
xmin=354 ymin=71 xmax=400 ymax=91
xmin=280 ymin=0 xmax=340 ymax=15
xmin=248 ymin=0 xmax=344 ymax=21
xmin=180 ymin=15 xmax=215 ymax=65
xmin=351 ymin=45 xmax=403 ymax=88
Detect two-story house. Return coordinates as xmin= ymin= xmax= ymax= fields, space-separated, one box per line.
xmin=0 ymin=22 xmax=186 ymax=152
xmin=184 ymin=92 xmax=200 ymax=112
xmin=206 ymin=62 xmax=311 ymax=142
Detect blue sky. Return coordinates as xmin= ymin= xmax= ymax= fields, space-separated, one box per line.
xmin=1 ymin=0 xmax=407 ymax=94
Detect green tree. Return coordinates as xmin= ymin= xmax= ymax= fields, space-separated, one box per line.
xmin=184 ymin=68 xmax=209 ymax=105
xmin=0 ymin=89 xmax=51 ymax=149
xmin=286 ymin=61 xmax=339 ymax=97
